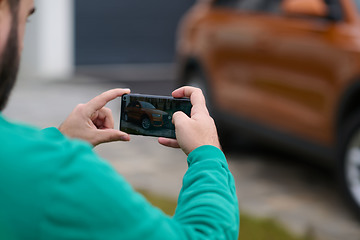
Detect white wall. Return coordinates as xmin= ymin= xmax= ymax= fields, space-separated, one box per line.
xmin=18 ymin=0 xmax=74 ymax=81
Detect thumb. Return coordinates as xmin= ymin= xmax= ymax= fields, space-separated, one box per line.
xmin=94 ymin=129 xmax=130 ymax=145
xmin=172 ymin=111 xmax=189 ymax=127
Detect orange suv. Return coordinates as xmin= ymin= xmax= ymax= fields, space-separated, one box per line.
xmin=124 ymin=101 xmax=169 ymax=129
xmin=176 ymin=0 xmax=360 ymax=218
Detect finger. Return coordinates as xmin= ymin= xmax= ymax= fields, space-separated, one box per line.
xmin=86 ymin=88 xmax=130 ymax=115
xmin=94 ymin=129 xmax=130 ymax=146
xmin=96 ymin=107 xmax=114 ymax=129
xmin=172 ymin=111 xmax=189 ymax=127
xmin=172 ymin=86 xmax=205 ymax=106
xmin=103 ymin=108 xmax=114 ymax=129
xmin=158 ymin=137 xmax=180 ymax=148
xmin=172 ymin=86 xmax=208 ymax=116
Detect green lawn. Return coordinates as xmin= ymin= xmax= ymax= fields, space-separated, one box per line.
xmin=139 ymin=190 xmax=315 ymax=240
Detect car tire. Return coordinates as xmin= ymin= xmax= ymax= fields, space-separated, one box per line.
xmin=141 ymin=116 xmax=151 ymax=130
xmin=339 ymin=110 xmax=360 ymax=220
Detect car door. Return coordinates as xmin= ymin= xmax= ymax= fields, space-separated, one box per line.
xmin=206 ymin=0 xmax=280 ymax=122
xmin=208 ymin=0 xmax=346 ymax=145
xmin=127 ymin=101 xmax=141 ymax=120
xmin=243 ymin=0 xmax=347 ymax=145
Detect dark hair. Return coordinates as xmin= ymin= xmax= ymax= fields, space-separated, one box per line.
xmin=7 ymin=0 xmax=20 ymax=14
xmin=0 ymin=0 xmax=20 ymax=110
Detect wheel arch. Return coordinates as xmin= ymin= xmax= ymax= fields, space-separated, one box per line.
xmin=337 ymin=80 xmax=360 ymax=133
xmin=178 ymin=57 xmax=214 ymax=95
xmin=141 ymin=113 xmax=150 ymax=120
xmin=178 ymin=57 xmax=203 ymax=84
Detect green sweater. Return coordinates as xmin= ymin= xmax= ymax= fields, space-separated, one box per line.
xmin=0 ymin=114 xmax=239 ymax=240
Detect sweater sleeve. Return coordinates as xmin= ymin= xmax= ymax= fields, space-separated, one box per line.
xmin=173 ymin=145 xmax=239 ymax=239
xmin=40 ymin=144 xmax=239 ymax=240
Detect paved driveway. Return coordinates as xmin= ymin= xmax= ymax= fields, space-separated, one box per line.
xmin=3 ymin=77 xmax=360 ymax=240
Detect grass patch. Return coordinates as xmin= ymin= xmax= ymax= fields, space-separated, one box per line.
xmin=138 ymin=190 xmax=315 ymax=240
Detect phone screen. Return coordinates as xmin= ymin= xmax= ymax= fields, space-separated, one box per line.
xmin=120 ymin=94 xmax=192 ymax=139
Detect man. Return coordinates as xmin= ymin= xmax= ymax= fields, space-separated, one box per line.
xmin=0 ymin=0 xmax=239 ymax=239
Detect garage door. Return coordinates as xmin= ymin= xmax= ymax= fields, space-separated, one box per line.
xmin=75 ymin=0 xmax=195 ymax=65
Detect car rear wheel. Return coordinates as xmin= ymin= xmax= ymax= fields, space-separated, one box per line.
xmin=141 ymin=116 xmax=151 ymax=130
xmin=339 ymin=111 xmax=360 ymax=219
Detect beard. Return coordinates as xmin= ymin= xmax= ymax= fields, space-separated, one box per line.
xmin=0 ymin=16 xmax=20 ymax=111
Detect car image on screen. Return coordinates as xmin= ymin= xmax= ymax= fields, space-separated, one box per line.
xmin=124 ymin=100 xmax=170 ymax=130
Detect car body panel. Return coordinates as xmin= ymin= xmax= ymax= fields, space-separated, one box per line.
xmin=177 ymin=0 xmax=360 ymax=158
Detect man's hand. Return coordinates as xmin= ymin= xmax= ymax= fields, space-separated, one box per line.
xmin=59 ymin=88 xmax=131 ymax=147
xmin=158 ymin=86 xmax=221 ymax=155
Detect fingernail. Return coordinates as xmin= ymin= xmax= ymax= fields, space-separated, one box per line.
xmin=120 ymin=135 xmax=130 ymax=141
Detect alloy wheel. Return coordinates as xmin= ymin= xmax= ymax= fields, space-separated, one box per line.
xmin=345 ymin=129 xmax=360 ymax=207
xmin=142 ymin=117 xmax=151 ymax=130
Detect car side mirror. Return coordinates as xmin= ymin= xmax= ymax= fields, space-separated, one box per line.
xmin=282 ymin=0 xmax=328 ymax=18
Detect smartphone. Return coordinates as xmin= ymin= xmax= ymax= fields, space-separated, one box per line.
xmin=120 ymin=93 xmax=192 ymax=139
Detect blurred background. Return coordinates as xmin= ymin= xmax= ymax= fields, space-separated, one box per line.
xmin=18 ymin=0 xmax=194 ymax=83
xmin=4 ymin=0 xmax=360 ymax=239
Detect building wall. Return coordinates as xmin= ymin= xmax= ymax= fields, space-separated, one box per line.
xmin=75 ymin=0 xmax=195 ymax=65
xmin=19 ymin=0 xmax=74 ymax=80
xmin=19 ymin=0 xmax=194 ymax=80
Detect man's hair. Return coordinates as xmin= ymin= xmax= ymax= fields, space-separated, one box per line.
xmin=7 ymin=0 xmax=20 ymax=14
xmin=0 ymin=0 xmax=20 ymax=110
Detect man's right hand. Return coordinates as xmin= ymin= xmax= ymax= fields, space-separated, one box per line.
xmin=58 ymin=88 xmax=131 ymax=147
xmin=158 ymin=86 xmax=221 ymax=155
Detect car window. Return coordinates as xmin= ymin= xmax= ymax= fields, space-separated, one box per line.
xmin=283 ymin=0 xmax=344 ymax=21
xmin=235 ymin=0 xmax=265 ymax=11
xmin=213 ymin=0 xmax=237 ymax=8
xmin=354 ymin=0 xmax=360 ymax=12
xmin=214 ymin=0 xmax=282 ymax=14
xmin=127 ymin=102 xmax=135 ymax=108
xmin=140 ymin=101 xmax=156 ymax=109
